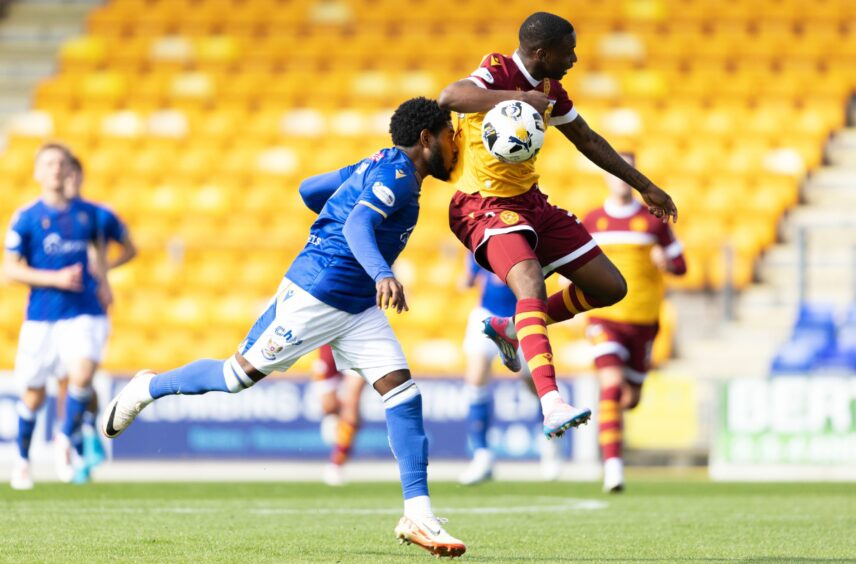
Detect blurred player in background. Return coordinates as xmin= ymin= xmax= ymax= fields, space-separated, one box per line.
xmin=4 ymin=143 xmax=111 ymax=489
xmin=438 ymin=12 xmax=677 ymax=441
xmin=582 ymin=152 xmax=687 ymax=492
xmin=53 ymin=152 xmax=137 ymax=482
xmin=101 ymin=98 xmax=467 ymax=558
xmin=458 ymin=254 xmax=562 ymax=485
xmin=313 ymin=344 xmax=365 ymax=486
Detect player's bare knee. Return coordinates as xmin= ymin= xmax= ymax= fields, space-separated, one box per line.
xmin=506 ymin=261 xmax=547 ymax=301
xmin=621 ymin=385 xmax=642 ymax=409
xmin=373 ymin=369 xmax=412 ymax=395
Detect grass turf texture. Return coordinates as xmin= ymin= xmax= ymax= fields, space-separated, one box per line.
xmin=2 ymin=480 xmax=855 ymax=562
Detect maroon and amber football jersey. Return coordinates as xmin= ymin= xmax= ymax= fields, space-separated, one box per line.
xmin=451 ymin=51 xmax=577 ymax=198
xmin=583 ymin=200 xmax=684 ymax=324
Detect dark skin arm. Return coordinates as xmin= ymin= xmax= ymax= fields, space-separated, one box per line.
xmin=557 ymin=115 xmax=677 ymax=223
xmin=439 ymin=80 xmax=678 ymax=223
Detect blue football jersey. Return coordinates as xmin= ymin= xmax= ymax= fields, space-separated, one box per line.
xmin=468 ymin=254 xmax=517 ymax=318
xmin=4 ymin=198 xmax=106 ymax=321
xmin=286 ymin=148 xmax=420 ymax=314
xmin=91 ymin=201 xmax=128 ymax=244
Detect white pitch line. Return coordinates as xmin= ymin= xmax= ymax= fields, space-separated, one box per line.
xmin=51 ymin=498 xmax=607 ymax=516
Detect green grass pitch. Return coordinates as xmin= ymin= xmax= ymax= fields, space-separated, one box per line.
xmin=2 ymin=480 xmax=855 ymax=562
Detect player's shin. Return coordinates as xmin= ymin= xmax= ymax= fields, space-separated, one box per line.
xmin=330 ymin=418 xmax=359 ymax=465
xmin=545 ymin=283 xmax=608 ymax=325
xmin=465 ymin=384 xmax=491 ymax=452
xmin=382 ymin=380 xmax=432 ymax=517
xmin=61 ymin=384 xmax=92 ymax=455
xmin=599 ymin=385 xmax=623 ymax=460
xmin=148 ymin=356 xmax=254 ymax=398
xmin=16 ymin=402 xmax=37 ymax=460
xmin=515 ymin=298 xmax=558 ymax=401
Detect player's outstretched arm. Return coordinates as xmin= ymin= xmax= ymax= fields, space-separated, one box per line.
xmin=438 ymin=80 xmax=552 ymax=115
xmin=558 ymin=115 xmax=678 ymax=223
xmin=342 ymin=204 xmax=408 ymax=313
xmin=2 ymin=252 xmax=83 ymax=291
xmin=299 ymin=163 xmax=360 ymax=214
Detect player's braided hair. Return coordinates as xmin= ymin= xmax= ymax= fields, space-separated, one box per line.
xmin=389 ymin=97 xmax=450 ymax=147
xmin=518 ymin=12 xmax=575 ymax=52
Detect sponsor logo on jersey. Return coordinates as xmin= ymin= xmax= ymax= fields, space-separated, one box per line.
xmin=42 ymin=233 xmax=87 ymax=255
xmin=500 ymin=211 xmax=520 ymax=225
xmin=4 ymin=230 xmax=21 ymax=250
xmin=372 ymin=182 xmax=396 ymax=207
xmin=395 ymin=169 xmax=407 ymax=179
xmin=471 ymin=67 xmax=494 ymax=84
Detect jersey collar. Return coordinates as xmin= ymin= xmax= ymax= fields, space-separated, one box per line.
xmin=512 ymin=50 xmax=540 ymax=88
xmin=604 ymin=198 xmax=641 ymax=218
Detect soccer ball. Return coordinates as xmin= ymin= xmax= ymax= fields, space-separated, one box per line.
xmin=481 ymin=100 xmax=545 ymax=163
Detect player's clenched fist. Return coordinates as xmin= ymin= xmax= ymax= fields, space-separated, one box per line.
xmin=376 ymin=277 xmax=409 ymax=313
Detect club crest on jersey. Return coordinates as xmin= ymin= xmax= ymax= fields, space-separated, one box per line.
xmin=631 ymin=217 xmax=648 ymax=232
xmin=261 ymin=338 xmax=284 ymax=360
xmin=500 ymin=211 xmax=520 ymax=225
xmin=372 ymin=182 xmax=395 ymax=207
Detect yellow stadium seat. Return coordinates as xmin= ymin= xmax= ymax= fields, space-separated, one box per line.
xmin=60 ymin=36 xmax=107 ymax=71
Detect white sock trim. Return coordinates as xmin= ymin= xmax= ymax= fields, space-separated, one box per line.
xmin=223 ymin=356 xmax=254 ymax=393
xmin=16 ymin=401 xmax=35 ymax=421
xmin=382 ymin=380 xmax=419 ymax=409
xmin=404 ymin=495 xmax=433 ymax=520
xmin=67 ymin=383 xmax=93 ymax=402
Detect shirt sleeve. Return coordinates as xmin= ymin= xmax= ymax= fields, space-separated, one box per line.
xmin=4 ymin=211 xmax=27 ymax=256
xmin=97 ymin=206 xmax=128 ymax=243
xmin=657 ymin=223 xmax=687 ymax=275
xmin=355 ymin=166 xmax=417 ymax=221
xmin=342 ymin=204 xmax=394 ymax=283
xmin=547 ymin=80 xmax=578 ymax=126
xmin=299 ymin=162 xmax=361 ymax=214
xmin=465 ymin=53 xmax=512 ymax=91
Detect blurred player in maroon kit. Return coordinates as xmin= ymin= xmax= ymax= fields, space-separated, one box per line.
xmin=582 ymin=153 xmax=686 ymax=492
xmin=438 ymin=12 xmax=677 ymax=440
xmin=313 ymin=344 xmax=365 ymax=486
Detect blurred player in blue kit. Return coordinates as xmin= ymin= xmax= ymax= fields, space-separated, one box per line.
xmin=458 ymin=254 xmax=562 ymax=485
xmin=101 ymin=98 xmax=467 ymax=558
xmin=4 ymin=144 xmax=113 ymax=489
xmin=54 ymin=152 xmax=137 ymax=483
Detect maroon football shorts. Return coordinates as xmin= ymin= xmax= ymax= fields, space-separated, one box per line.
xmin=586 ymin=317 xmax=660 ymax=384
xmin=449 ymin=185 xmax=602 ymax=282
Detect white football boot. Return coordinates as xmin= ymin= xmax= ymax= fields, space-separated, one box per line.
xmin=322 ymin=462 xmax=345 ymax=486
xmin=395 ymin=515 xmax=466 ymax=558
xmin=603 ymin=457 xmax=625 ymax=493
xmin=543 ymin=398 xmax=591 ymax=439
xmin=102 ymin=370 xmax=156 ymax=439
xmin=10 ymin=458 xmax=33 ymax=490
xmin=54 ymin=433 xmax=75 ymax=483
xmin=458 ymin=448 xmax=494 ymax=486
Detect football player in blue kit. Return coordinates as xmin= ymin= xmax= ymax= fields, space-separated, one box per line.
xmin=53 ymin=151 xmax=138 ymax=483
xmin=101 ymin=97 xmax=466 ymax=559
xmin=4 ymin=143 xmax=112 ymax=489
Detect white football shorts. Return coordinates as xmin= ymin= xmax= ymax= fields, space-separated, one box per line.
xmin=14 ymin=314 xmax=110 ymax=390
xmin=240 ymin=278 xmax=408 ymax=385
